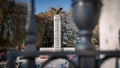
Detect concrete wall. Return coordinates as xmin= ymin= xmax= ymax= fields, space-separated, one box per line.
xmin=99 ymin=0 xmax=120 ymax=68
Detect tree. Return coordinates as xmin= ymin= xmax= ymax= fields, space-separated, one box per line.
xmin=9 ymin=2 xmax=27 ymax=47
xmin=37 ymin=7 xmax=79 ymax=47
xmin=0 ymin=0 xmax=27 ymax=49
xmin=92 ymin=24 xmax=99 ymax=45
xmin=0 ymin=2 xmax=99 ymax=49
xmin=0 ymin=0 xmax=10 ymax=48
xmin=37 ymin=8 xmax=55 ymax=47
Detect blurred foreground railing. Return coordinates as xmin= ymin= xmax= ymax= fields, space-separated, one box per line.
xmin=7 ymin=0 xmax=120 ymax=68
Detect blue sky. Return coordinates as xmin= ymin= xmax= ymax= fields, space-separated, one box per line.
xmin=35 ymin=0 xmax=72 ymax=14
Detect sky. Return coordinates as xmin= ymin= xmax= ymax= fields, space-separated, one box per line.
xmin=34 ymin=0 xmax=72 ymax=14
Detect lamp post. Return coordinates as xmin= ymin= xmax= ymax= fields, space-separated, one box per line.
xmin=72 ymin=0 xmax=102 ymax=68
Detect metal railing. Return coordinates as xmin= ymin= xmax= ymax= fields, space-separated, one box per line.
xmin=0 ymin=64 xmax=6 ymax=68
xmin=7 ymin=0 xmax=120 ymax=68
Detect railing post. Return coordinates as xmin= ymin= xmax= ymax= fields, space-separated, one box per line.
xmin=72 ymin=0 xmax=102 ymax=68
xmin=7 ymin=49 xmax=16 ymax=68
xmin=25 ymin=0 xmax=37 ymax=68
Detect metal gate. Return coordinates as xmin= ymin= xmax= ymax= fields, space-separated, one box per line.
xmin=7 ymin=0 xmax=120 ymax=68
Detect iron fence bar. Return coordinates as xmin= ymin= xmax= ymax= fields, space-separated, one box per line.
xmin=24 ymin=0 xmax=37 ymax=68
xmin=38 ymin=51 xmax=120 ymax=68
xmin=72 ymin=0 xmax=102 ymax=68
xmin=97 ymin=51 xmax=120 ymax=68
xmin=8 ymin=0 xmax=37 ymax=68
xmin=38 ymin=51 xmax=95 ymax=57
xmin=98 ymin=51 xmax=120 ymax=57
xmin=7 ymin=50 xmax=16 ymax=68
xmin=41 ymin=55 xmax=78 ymax=68
xmin=115 ymin=57 xmax=119 ymax=68
xmin=7 ymin=50 xmax=120 ymax=68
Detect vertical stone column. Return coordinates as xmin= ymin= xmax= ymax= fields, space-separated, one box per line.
xmin=54 ymin=15 xmax=61 ymax=51
xmin=99 ymin=0 xmax=120 ymax=68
